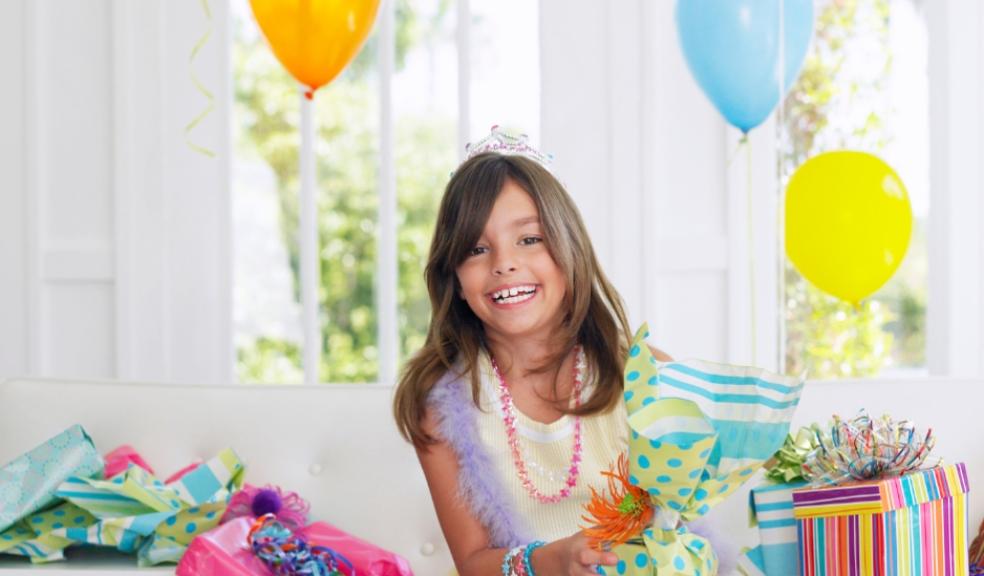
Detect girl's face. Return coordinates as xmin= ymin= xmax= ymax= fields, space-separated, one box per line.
xmin=455 ymin=179 xmax=567 ymax=344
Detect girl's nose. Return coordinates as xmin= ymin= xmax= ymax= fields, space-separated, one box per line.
xmin=493 ymin=251 xmax=518 ymax=275
xmin=493 ymin=264 xmax=517 ymax=276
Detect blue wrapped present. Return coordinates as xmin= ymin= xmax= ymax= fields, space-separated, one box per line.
xmin=0 ymin=424 xmax=103 ymax=534
xmin=738 ymin=480 xmax=807 ymax=576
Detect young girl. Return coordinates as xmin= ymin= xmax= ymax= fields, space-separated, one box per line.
xmin=394 ymin=130 xmax=671 ymax=575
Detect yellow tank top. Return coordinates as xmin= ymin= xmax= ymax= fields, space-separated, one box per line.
xmin=472 ymin=350 xmax=629 ymax=542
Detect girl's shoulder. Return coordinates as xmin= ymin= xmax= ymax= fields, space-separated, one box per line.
xmin=426 ymin=363 xmax=464 ymax=398
xmin=425 ymin=358 xmax=477 ymax=414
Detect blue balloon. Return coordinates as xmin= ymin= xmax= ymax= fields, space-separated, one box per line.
xmin=675 ymin=0 xmax=814 ymax=133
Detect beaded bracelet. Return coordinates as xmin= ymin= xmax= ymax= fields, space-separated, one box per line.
xmin=501 ymin=546 xmax=524 ymax=576
xmin=522 ymin=540 xmax=546 ymax=576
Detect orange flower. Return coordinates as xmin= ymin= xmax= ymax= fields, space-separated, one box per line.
xmin=581 ymin=453 xmax=654 ymax=549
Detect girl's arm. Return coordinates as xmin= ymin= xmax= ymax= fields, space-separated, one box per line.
xmin=416 ymin=408 xmax=618 ymax=575
xmin=649 ymin=345 xmax=673 ymax=362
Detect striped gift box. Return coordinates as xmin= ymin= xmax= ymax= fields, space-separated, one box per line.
xmin=792 ymin=463 xmax=970 ymax=576
xmin=741 ymin=481 xmax=809 ymax=575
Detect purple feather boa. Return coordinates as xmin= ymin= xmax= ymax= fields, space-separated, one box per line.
xmin=427 ymin=370 xmax=533 ymax=548
xmin=426 ymin=369 xmax=737 ymax=571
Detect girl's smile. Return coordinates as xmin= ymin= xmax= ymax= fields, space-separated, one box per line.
xmin=488 ymin=283 xmax=538 ymax=306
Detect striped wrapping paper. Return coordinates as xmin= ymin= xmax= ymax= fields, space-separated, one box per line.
xmin=792 ymin=463 xmax=970 ymax=576
xmin=739 ymin=481 xmax=809 ymax=575
xmin=52 ymin=448 xmax=244 ymax=566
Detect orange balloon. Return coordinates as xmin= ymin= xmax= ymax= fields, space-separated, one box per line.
xmin=249 ymin=0 xmax=381 ymax=98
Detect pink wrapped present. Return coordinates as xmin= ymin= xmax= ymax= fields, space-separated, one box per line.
xmin=302 ymin=521 xmax=413 ymax=576
xmin=102 ymin=445 xmax=155 ymax=478
xmin=177 ymin=516 xmax=413 ymax=576
xmin=176 ymin=517 xmax=266 ymax=575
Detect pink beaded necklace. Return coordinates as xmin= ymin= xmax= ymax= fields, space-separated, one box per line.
xmin=490 ymin=346 xmax=584 ymax=504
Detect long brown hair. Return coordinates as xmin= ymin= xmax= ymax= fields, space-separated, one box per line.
xmin=393 ymin=152 xmax=631 ymax=446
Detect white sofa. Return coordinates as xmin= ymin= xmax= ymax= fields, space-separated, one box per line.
xmin=0 ymin=376 xmax=980 ymax=574
xmin=0 ymin=378 xmax=449 ymax=575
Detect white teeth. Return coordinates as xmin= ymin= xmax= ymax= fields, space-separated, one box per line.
xmin=491 ymin=285 xmax=536 ymax=302
xmin=497 ymin=292 xmax=535 ymax=305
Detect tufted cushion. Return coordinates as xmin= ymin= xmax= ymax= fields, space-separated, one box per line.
xmin=0 ymin=378 xmax=452 ymax=574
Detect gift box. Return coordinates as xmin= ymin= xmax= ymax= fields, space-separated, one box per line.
xmin=0 ymin=424 xmax=104 ymax=562
xmin=175 ymin=516 xmax=270 ymax=575
xmin=177 ymin=516 xmax=414 ymax=576
xmin=0 ymin=424 xmax=103 ymax=534
xmin=792 ymin=463 xmax=970 ymax=576
xmin=586 ymin=324 xmax=805 ymax=575
xmin=739 ymin=481 xmax=807 ymax=576
xmin=302 ymin=521 xmax=413 ymax=575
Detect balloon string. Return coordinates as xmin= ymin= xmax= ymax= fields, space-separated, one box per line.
xmin=776 ymin=0 xmax=786 ymax=372
xmin=726 ymin=133 xmax=749 ymax=169
xmin=185 ymin=0 xmax=216 ymax=158
xmin=747 ymin=139 xmax=757 ymax=366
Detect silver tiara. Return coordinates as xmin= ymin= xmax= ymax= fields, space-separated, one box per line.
xmin=464 ymin=125 xmax=554 ymax=167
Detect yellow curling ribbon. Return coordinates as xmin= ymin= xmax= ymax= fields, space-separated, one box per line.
xmin=185 ymin=0 xmax=216 ymax=158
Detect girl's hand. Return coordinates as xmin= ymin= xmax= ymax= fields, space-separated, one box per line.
xmin=536 ymin=531 xmax=619 ymax=575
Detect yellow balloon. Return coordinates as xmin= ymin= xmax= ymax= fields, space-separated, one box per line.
xmin=785 ymin=151 xmax=912 ymax=305
xmin=249 ymin=0 xmax=381 ymax=97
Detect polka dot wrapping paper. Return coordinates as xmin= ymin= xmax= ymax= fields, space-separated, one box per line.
xmin=0 ymin=424 xmax=104 ymax=562
xmin=592 ymin=324 xmax=805 ymax=575
xmin=47 ymin=448 xmax=245 ymax=566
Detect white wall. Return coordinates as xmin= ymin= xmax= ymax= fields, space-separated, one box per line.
xmin=1 ymin=1 xmax=983 ymax=382
xmin=926 ymin=0 xmax=984 ymax=378
xmin=0 ymin=0 xmax=28 ymax=378
xmin=0 ymin=0 xmax=233 ymax=384
xmin=540 ymin=0 xmax=779 ymax=368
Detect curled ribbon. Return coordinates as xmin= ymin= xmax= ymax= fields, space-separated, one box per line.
xmin=185 ymin=0 xmax=216 ymax=158
xmin=248 ymin=514 xmax=353 ymax=576
xmin=802 ymin=411 xmax=938 ymax=486
xmin=764 ymin=427 xmax=820 ymax=484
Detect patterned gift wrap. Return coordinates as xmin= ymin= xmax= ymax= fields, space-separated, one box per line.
xmin=792 ymin=463 xmax=970 ymax=576
xmin=0 ymin=424 xmax=103 ymax=534
xmin=591 ymin=324 xmax=804 ymax=575
xmin=739 ymin=481 xmax=808 ymax=576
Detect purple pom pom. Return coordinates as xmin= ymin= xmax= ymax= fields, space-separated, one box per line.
xmin=251 ymin=488 xmax=282 ymax=517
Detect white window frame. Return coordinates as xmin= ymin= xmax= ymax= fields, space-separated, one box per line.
xmin=293 ymin=0 xmax=487 ymax=385
xmin=730 ymin=0 xmax=984 ymax=380
xmin=925 ymin=0 xmax=984 ymax=378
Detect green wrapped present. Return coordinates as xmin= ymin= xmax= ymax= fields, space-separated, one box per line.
xmin=587 ymin=325 xmax=805 ymax=575
xmin=0 ymin=501 xmax=98 ymax=563
xmin=53 ymin=448 xmax=245 ymax=566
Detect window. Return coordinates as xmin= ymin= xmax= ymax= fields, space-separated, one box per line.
xmin=231 ymin=0 xmax=541 ymax=384
xmin=780 ymin=0 xmax=929 ymax=379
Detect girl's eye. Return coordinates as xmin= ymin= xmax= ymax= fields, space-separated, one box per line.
xmin=468 ymin=246 xmax=488 ymax=257
xmin=520 ymin=236 xmax=543 ymax=246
